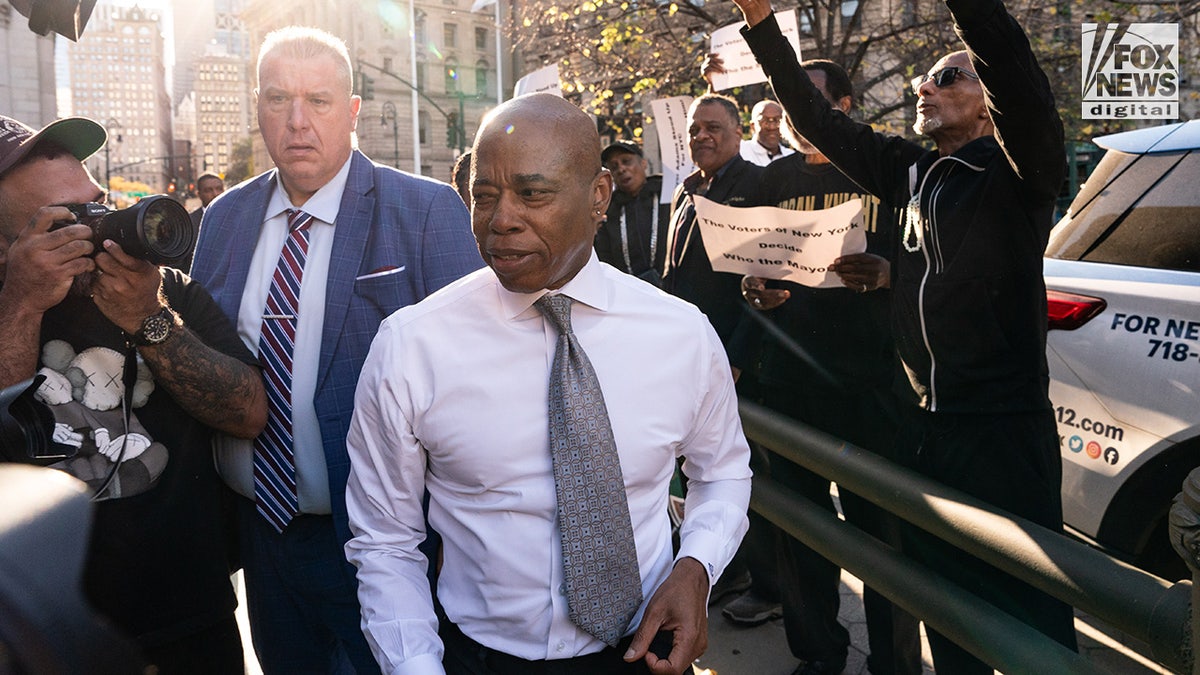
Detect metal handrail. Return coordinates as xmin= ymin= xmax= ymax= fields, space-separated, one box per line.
xmin=754 ymin=478 xmax=1099 ymax=673
xmin=739 ymin=399 xmax=1192 ymax=673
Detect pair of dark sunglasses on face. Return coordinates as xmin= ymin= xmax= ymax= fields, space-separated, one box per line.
xmin=910 ymin=66 xmax=980 ymax=94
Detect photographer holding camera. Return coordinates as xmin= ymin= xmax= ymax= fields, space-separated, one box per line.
xmin=0 ymin=113 xmax=267 ymax=673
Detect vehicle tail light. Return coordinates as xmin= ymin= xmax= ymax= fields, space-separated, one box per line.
xmin=1046 ymin=290 xmax=1107 ymax=330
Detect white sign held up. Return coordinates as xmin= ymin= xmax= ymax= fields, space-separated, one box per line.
xmin=650 ymin=96 xmax=696 ymax=205
xmin=514 ymin=64 xmax=563 ymax=98
xmin=693 ymin=195 xmax=866 ymax=288
xmin=708 ymin=10 xmax=802 ymax=91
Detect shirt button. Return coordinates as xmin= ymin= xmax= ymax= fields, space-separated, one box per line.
xmin=555 ymin=641 xmax=565 ymax=652
xmin=558 ymin=583 xmax=567 ymax=595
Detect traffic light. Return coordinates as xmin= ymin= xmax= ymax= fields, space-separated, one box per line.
xmin=446 ymin=112 xmax=459 ymax=149
xmin=358 ymin=72 xmax=375 ymax=101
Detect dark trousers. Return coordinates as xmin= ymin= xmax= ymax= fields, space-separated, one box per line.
xmin=897 ymin=406 xmax=1079 ymax=674
xmin=237 ymin=498 xmax=381 ymax=674
xmin=441 ymin=620 xmax=687 ymax=675
xmin=722 ymin=441 xmax=782 ymax=601
xmin=714 ymin=373 xmax=778 ymax=598
xmin=763 ymin=384 xmax=922 ymax=675
xmin=141 ymin=614 xmax=245 ymax=675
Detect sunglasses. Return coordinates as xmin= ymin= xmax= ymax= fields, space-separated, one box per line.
xmin=910 ymin=66 xmax=980 ymax=94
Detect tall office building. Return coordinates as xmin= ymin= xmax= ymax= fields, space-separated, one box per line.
xmin=65 ymin=3 xmax=172 ymax=191
xmin=173 ymin=0 xmax=248 ymax=110
xmin=171 ymin=0 xmax=216 ymax=108
xmin=172 ymin=0 xmax=248 ymax=188
xmin=193 ymin=43 xmax=250 ymax=176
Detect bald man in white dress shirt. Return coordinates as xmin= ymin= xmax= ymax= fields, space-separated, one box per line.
xmin=344 ymin=92 xmax=752 ymax=675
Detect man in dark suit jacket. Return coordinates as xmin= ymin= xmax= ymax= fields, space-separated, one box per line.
xmin=662 ymin=93 xmax=762 ymax=356
xmin=189 ymin=172 xmax=225 ymax=229
xmin=662 ymin=94 xmax=769 ymax=633
xmin=185 ymin=172 xmax=224 ymax=271
xmin=190 ymin=26 xmax=481 ymax=673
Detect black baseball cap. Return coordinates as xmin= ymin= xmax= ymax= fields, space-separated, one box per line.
xmin=601 ymin=139 xmax=644 ymax=163
xmin=0 ymin=114 xmax=107 ymax=178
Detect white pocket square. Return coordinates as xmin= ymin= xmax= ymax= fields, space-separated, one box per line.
xmin=355 ymin=265 xmax=407 ymax=281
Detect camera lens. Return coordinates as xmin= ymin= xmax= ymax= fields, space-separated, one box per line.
xmin=138 ymin=198 xmax=193 ymax=264
xmin=91 ymin=196 xmax=194 ymax=266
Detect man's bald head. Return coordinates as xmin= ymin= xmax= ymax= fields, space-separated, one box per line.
xmin=470 ymin=93 xmax=613 ymax=293
xmin=476 ymin=93 xmax=603 ymax=179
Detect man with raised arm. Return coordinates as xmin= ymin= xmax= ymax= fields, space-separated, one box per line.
xmin=728 ymin=0 xmax=1077 ymax=671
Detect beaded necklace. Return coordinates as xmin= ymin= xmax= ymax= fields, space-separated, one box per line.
xmin=902 ymin=192 xmax=923 ymax=252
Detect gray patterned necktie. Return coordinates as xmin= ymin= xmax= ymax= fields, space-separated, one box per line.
xmin=535 ymin=294 xmax=643 ymax=647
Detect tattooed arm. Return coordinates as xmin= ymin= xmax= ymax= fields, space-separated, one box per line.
xmin=91 ymin=240 xmax=268 ymax=440
xmin=135 ymin=322 xmax=268 ymax=439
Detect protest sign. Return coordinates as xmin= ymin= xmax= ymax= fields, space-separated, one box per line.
xmin=708 ymin=10 xmax=801 ymax=91
xmin=650 ymin=96 xmax=695 ymax=205
xmin=514 ymin=64 xmax=562 ymax=97
xmin=693 ymin=195 xmax=865 ymax=287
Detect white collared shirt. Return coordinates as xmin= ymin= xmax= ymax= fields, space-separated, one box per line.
xmin=345 ymin=254 xmax=752 ymax=674
xmin=218 ymin=155 xmax=353 ymax=513
xmin=740 ymin=138 xmax=795 ymax=166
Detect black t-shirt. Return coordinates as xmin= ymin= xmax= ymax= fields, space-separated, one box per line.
xmin=752 ymin=155 xmax=895 ymax=392
xmin=37 ymin=269 xmax=256 ymax=647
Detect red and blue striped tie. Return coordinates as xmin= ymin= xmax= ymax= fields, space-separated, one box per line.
xmin=254 ymin=208 xmax=312 ymax=532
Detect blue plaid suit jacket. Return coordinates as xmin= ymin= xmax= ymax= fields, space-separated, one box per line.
xmin=191 ymin=149 xmax=482 ymax=545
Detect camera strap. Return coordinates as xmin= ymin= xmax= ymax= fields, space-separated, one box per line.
xmin=90 ymin=344 xmax=138 ymax=502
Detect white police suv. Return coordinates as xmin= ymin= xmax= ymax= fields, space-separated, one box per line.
xmin=1045 ymin=120 xmax=1200 ymax=580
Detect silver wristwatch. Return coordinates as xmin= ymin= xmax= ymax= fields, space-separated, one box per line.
xmin=134 ymin=306 xmax=179 ymax=346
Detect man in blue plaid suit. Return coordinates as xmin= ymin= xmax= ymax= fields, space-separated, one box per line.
xmin=190 ymin=25 xmax=482 ymax=674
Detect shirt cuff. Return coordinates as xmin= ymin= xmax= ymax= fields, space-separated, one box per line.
xmin=674 ymin=528 xmax=725 ymax=586
xmin=388 ymin=652 xmax=445 ymax=675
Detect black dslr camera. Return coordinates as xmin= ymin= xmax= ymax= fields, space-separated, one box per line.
xmin=59 ymin=195 xmax=195 ymax=267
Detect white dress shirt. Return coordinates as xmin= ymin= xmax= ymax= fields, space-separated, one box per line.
xmin=740 ymin=138 xmax=795 ymax=166
xmin=345 ymin=254 xmax=752 ymax=674
xmin=214 ymin=155 xmax=353 ymax=513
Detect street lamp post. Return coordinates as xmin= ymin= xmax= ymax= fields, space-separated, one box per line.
xmin=380 ymin=101 xmax=401 ymax=169
xmin=359 ymin=59 xmax=478 ymax=166
xmin=446 ymin=69 xmax=469 ymax=155
xmin=457 ymin=91 xmax=466 ymax=155
xmin=103 ymin=117 xmax=122 ymax=190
